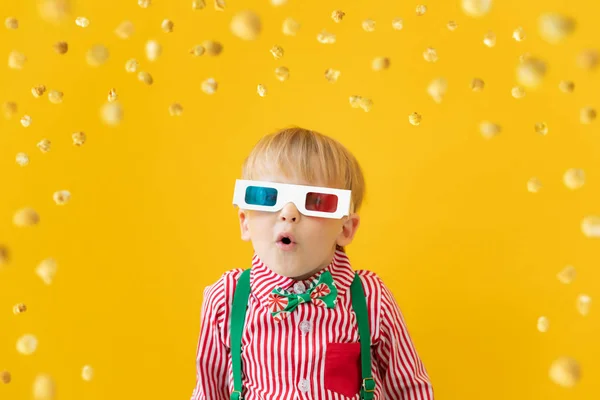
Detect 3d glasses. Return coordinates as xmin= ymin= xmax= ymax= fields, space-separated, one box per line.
xmin=233 ymin=179 xmax=352 ymax=219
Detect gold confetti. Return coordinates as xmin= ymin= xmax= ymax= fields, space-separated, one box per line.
xmin=189 ymin=45 xmax=205 ymax=56
xmin=371 ymin=57 xmax=390 ymax=71
xmin=527 ymin=177 xmax=542 ymax=193
xmin=362 ymin=19 xmax=376 ymax=32
xmin=137 ymin=71 xmax=153 ymax=85
xmin=516 ymin=58 xmax=547 ymax=88
xmin=21 ymin=115 xmax=32 ymax=127
xmin=559 ymin=80 xmax=574 ymax=93
xmin=274 ymin=66 xmax=290 ymax=81
xmin=75 ymin=16 xmax=89 ymax=27
xmin=480 ymin=121 xmax=501 ymax=139
xmin=192 ymin=0 xmax=206 ymax=9
xmin=3 ymin=101 xmax=17 ymax=118
xmin=519 ymin=52 xmax=531 ymax=63
xmin=408 ymin=112 xmax=422 ymax=126
xmin=81 ymin=365 xmax=94 ymax=382
xmin=359 ymin=97 xmax=373 ymax=112
xmin=202 ymin=78 xmax=218 ymax=94
xmin=231 ymin=11 xmax=262 ymax=40
xmin=580 ymin=107 xmax=596 ymax=124
xmin=512 ymin=27 xmax=525 ymax=41
xmin=53 ymin=41 xmax=68 ymax=54
xmin=8 ymin=51 xmax=27 ymax=69
xmin=138 ymin=0 xmax=151 ymax=8
xmin=5 ymin=17 xmax=18 ymax=29
xmin=169 ymin=103 xmax=183 ymax=116
xmin=214 ymin=0 xmax=225 ymax=11
xmin=423 ymin=47 xmax=438 ymax=63
xmin=483 ymin=31 xmax=496 ymax=47
xmin=36 ymin=258 xmax=57 ymax=285
xmin=447 ymin=20 xmax=458 ymax=31
xmin=511 ymin=86 xmax=526 ymax=99
xmin=0 ymin=245 xmax=9 ymax=267
xmin=549 ymin=357 xmax=580 ymax=388
xmin=0 ymin=371 xmax=10 ymax=384
xmin=86 ymin=45 xmax=109 ymax=67
xmin=557 ymin=265 xmax=576 ymax=284
xmin=72 ymin=131 xmax=86 ymax=146
xmin=53 ymin=190 xmax=71 ymax=205
xmin=427 ymin=78 xmax=447 ymax=104
xmin=461 ymin=0 xmax=492 ymax=17
xmin=161 ymin=19 xmax=174 ymax=33
xmin=271 ymin=0 xmax=287 ymax=5
xmin=100 ymin=102 xmax=123 ymax=125
xmin=539 ymin=14 xmax=576 ymax=44
xmin=48 ymin=90 xmax=63 ymax=104
xmin=416 ymin=5 xmax=427 ymax=16
xmin=317 ymin=30 xmax=336 ymax=44
xmin=563 ymin=168 xmax=585 ymax=190
xmin=577 ymin=49 xmax=598 ymax=70
xmin=13 ymin=303 xmax=27 ymax=314
xmin=125 ymin=59 xmax=138 ymax=73
xmin=257 ymin=84 xmax=268 ymax=97
xmin=324 ymin=68 xmax=340 ymax=83
xmin=145 ymin=40 xmax=162 ymax=62
xmin=37 ymin=139 xmax=51 ymax=153
xmin=392 ymin=18 xmax=403 ymax=30
xmin=33 ymin=374 xmax=56 ymax=400
xmin=203 ymin=40 xmax=223 ymax=56
xmin=470 ymin=78 xmax=485 ymax=91
xmin=16 ymin=152 xmax=29 ymax=167
xmin=270 ymin=45 xmax=284 ymax=59
xmin=115 ymin=21 xmax=134 ymax=39
xmin=576 ymin=294 xmax=591 ymax=316
xmin=32 ymin=85 xmax=47 ymax=98
xmin=16 ymin=334 xmax=38 ymax=355
xmin=38 ymin=0 xmax=70 ymax=24
xmin=534 ymin=122 xmax=547 ymax=135
xmin=331 ymin=10 xmax=345 ymax=23
xmin=282 ymin=17 xmax=300 ymax=36
xmin=108 ymin=88 xmax=118 ymax=102
xmin=537 ymin=316 xmax=549 ymax=332
xmin=581 ymin=216 xmax=600 ymax=238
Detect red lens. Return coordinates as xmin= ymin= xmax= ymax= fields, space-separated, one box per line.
xmin=305 ymin=192 xmax=338 ymax=213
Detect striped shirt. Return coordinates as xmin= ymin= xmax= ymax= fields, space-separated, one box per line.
xmin=191 ymin=250 xmax=434 ymax=400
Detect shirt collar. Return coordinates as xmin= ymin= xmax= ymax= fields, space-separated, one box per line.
xmin=249 ymin=249 xmax=355 ymax=304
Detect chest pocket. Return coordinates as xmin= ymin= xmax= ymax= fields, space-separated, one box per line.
xmin=324 ymin=342 xmax=362 ymax=398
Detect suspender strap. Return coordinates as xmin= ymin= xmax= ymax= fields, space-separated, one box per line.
xmin=351 ymin=272 xmax=376 ymax=400
xmin=230 ymin=269 xmax=251 ymax=400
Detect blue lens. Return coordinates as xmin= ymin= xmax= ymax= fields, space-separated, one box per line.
xmin=245 ymin=186 xmax=278 ymax=206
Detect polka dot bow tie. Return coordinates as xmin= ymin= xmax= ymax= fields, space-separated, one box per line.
xmin=268 ymin=271 xmax=338 ymax=322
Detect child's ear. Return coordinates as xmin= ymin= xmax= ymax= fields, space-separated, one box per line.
xmin=336 ymin=213 xmax=360 ymax=247
xmin=238 ymin=209 xmax=251 ymax=241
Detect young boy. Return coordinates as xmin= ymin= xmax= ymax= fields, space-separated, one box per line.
xmin=191 ymin=127 xmax=434 ymax=399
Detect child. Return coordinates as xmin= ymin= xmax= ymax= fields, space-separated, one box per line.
xmin=191 ymin=127 xmax=434 ymax=399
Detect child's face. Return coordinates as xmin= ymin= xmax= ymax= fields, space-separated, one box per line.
xmin=237 ymin=173 xmax=360 ymax=280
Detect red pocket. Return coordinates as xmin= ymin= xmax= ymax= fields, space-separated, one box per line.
xmin=324 ymin=342 xmax=361 ymax=398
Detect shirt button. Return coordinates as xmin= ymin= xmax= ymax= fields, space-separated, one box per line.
xmin=293 ymin=281 xmax=306 ymax=294
xmin=299 ymin=320 xmax=312 ymax=334
xmin=298 ymin=378 xmax=310 ymax=393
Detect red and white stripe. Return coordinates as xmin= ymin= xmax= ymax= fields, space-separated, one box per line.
xmin=191 ymin=250 xmax=434 ymax=400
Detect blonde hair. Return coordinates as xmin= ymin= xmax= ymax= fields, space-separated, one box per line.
xmin=241 ymin=126 xmax=366 ymax=253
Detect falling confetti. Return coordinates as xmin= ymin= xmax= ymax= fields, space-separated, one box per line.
xmin=230 ymin=10 xmax=262 ymax=40
xmin=409 ymin=112 xmax=422 ymax=126
xmin=16 ymin=152 xmax=30 ymax=167
xmin=137 ymin=71 xmax=153 ymax=85
xmin=5 ymin=17 xmax=18 ymax=29
xmin=427 ymin=78 xmax=447 ymax=104
xmin=145 ymin=40 xmax=162 ymax=62
xmin=470 ymin=78 xmax=485 ymax=91
xmin=53 ymin=190 xmax=71 ymax=205
xmin=100 ymin=102 xmax=123 ymax=125
xmin=0 ymin=245 xmax=9 ymax=267
xmin=2 ymin=101 xmax=17 ymax=118
xmin=577 ymin=49 xmax=598 ymax=70
xmin=392 ymin=18 xmax=403 ymax=30
xmin=447 ymin=21 xmax=458 ymax=31
xmin=108 ymin=88 xmax=118 ymax=102
xmin=8 ymin=51 xmax=27 ymax=69
xmin=516 ymin=57 xmax=547 ymax=88
xmin=270 ymin=45 xmax=284 ymax=59
xmin=169 ymin=103 xmax=183 ymax=116
xmin=461 ymin=0 xmax=492 ymax=17
xmin=534 ymin=122 xmax=548 ymax=135
xmin=202 ymin=78 xmax=218 ymax=94
xmin=81 ymin=365 xmax=94 ymax=382
xmin=16 ymin=334 xmax=38 ymax=355
xmin=75 ymin=16 xmax=89 ymax=27
xmin=53 ymin=41 xmax=68 ymax=54
xmin=257 ymin=84 xmax=268 ymax=97
xmin=203 ymin=40 xmax=223 ymax=56
xmin=72 ymin=132 xmax=86 ymax=146
xmin=0 ymin=371 xmax=10 ymax=384
xmin=512 ymin=27 xmax=526 ymax=41
xmin=13 ymin=207 xmax=40 ymax=227
xmin=559 ymin=80 xmax=575 ymax=93
xmin=48 ymin=90 xmax=63 ymax=104
xmin=32 ymin=85 xmax=47 ymax=98
xmin=539 ymin=14 xmax=576 ymax=44
xmin=274 ymin=66 xmax=290 ymax=81
xmin=115 ymin=21 xmax=134 ymax=39
xmin=372 ymin=57 xmax=390 ymax=71
xmin=13 ymin=303 xmax=27 ymax=314
xmin=214 ymin=0 xmax=226 ymax=11
xmin=527 ymin=177 xmax=542 ymax=193
xmin=416 ymin=5 xmax=427 ymax=16
xmin=331 ymin=10 xmax=345 ymax=23
xmin=125 ymin=59 xmax=139 ymax=73
xmin=349 ymin=96 xmax=372 ymax=112
xmin=576 ymin=294 xmax=591 ymax=316
xmin=563 ymin=168 xmax=585 ymax=190
xmin=21 ymin=115 xmax=32 ymax=127
xmin=557 ymin=265 xmax=576 ymax=284
xmin=86 ymin=45 xmax=110 ymax=67
xmin=138 ymin=0 xmax=151 ymax=8
xmin=483 ymin=31 xmax=496 ymax=47
xmin=192 ymin=0 xmax=206 ymax=10
xmin=480 ymin=121 xmax=501 ymax=139
xmin=324 ymin=68 xmax=340 ymax=83
xmin=161 ymin=19 xmax=174 ymax=33
xmin=282 ymin=18 xmax=300 ymax=36
xmin=362 ymin=19 xmax=376 ymax=32
xmin=38 ymin=0 xmax=70 ymax=24
xmin=36 ymin=258 xmax=57 ymax=285
xmin=33 ymin=374 xmax=56 ymax=400
xmin=423 ymin=47 xmax=438 ymax=62
xmin=581 ymin=216 xmax=600 ymax=238
xmin=549 ymin=357 xmax=581 ymax=388
xmin=511 ymin=86 xmax=526 ymax=99
xmin=579 ymin=107 xmax=596 ymax=124
xmin=317 ymin=30 xmax=336 ymax=44
xmin=189 ymin=45 xmax=205 ymax=57
xmin=537 ymin=316 xmax=549 ymax=332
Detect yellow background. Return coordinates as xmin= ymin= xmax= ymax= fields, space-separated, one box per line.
xmin=1 ymin=0 xmax=599 ymax=399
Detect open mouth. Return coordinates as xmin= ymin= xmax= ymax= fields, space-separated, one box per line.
xmin=280 ymin=237 xmax=292 ymax=245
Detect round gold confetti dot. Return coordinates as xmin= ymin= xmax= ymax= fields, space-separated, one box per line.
xmin=470 ymin=78 xmax=485 ymax=91
xmin=577 ymin=49 xmax=598 ymax=70
xmin=512 ymin=27 xmax=525 ymax=41
xmin=137 ymin=71 xmax=153 ymax=85
xmin=72 ymin=132 xmax=86 ymax=146
xmin=2 ymin=101 xmax=17 ymax=118
xmin=480 ymin=121 xmax=501 ymax=139
xmin=549 ymin=357 xmax=580 ymax=388
xmin=86 ymin=45 xmax=109 ymax=67
xmin=53 ymin=190 xmax=71 ymax=205
xmin=75 ymin=16 xmax=89 ymax=27
xmin=580 ymin=107 xmax=596 ymax=124
xmin=53 ymin=41 xmax=68 ymax=54
xmin=270 ymin=45 xmax=284 ymax=59
xmin=372 ymin=57 xmax=390 ymax=71
xmin=274 ymin=66 xmax=290 ymax=81
xmin=192 ymin=0 xmax=206 ymax=9
xmin=37 ymin=139 xmax=51 ymax=153
xmin=115 ymin=21 xmax=134 ymax=39
xmin=161 ymin=19 xmax=174 ymax=33
xmin=81 ymin=365 xmax=94 ymax=382
xmin=317 ymin=30 xmax=336 ymax=44
xmin=447 ymin=20 xmax=458 ymax=31
xmin=21 ymin=115 xmax=32 ymax=127
xmin=362 ymin=19 xmax=375 ymax=32
xmin=331 ymin=10 xmax=345 ymax=23
xmin=416 ymin=5 xmax=427 ymax=16
xmin=539 ymin=14 xmax=576 ymax=44
xmin=576 ymin=294 xmax=591 ymax=316
xmin=423 ymin=47 xmax=438 ymax=62
xmin=537 ymin=316 xmax=549 ymax=332
xmin=349 ymin=96 xmax=361 ymax=108
xmin=461 ymin=0 xmax=492 ymax=17
xmin=230 ymin=10 xmax=262 ymax=40
xmin=32 ymin=85 xmax=47 ymax=98
xmin=0 ymin=245 xmax=9 ymax=266
xmin=282 ymin=17 xmax=300 ymax=36
xmin=138 ymin=0 xmax=151 ymax=8
xmin=527 ymin=177 xmax=542 ymax=193
xmin=511 ymin=86 xmax=526 ymax=99
xmin=271 ymin=0 xmax=287 ymax=5
xmin=427 ymin=78 xmax=447 ymax=104
xmin=557 ymin=265 xmax=576 ymax=284
xmin=16 ymin=152 xmax=29 ymax=167
xmin=534 ymin=122 xmax=547 ymax=135
xmin=100 ymin=102 xmax=123 ymax=125
xmin=563 ymin=168 xmax=585 ymax=190
xmin=324 ymin=68 xmax=340 ymax=83
xmin=48 ymin=90 xmax=63 ymax=104
xmin=108 ymin=88 xmax=118 ymax=102
xmin=145 ymin=40 xmax=162 ymax=62
xmin=516 ymin=58 xmax=547 ymax=89
xmin=169 ymin=103 xmax=183 ymax=116
xmin=483 ymin=31 xmax=496 ymax=47
xmin=215 ymin=0 xmax=226 ymax=11
xmin=0 ymin=371 xmax=10 ymax=384
xmin=8 ymin=51 xmax=27 ymax=69
xmin=38 ymin=0 xmax=70 ymax=24
xmin=408 ymin=112 xmax=422 ymax=126
xmin=581 ymin=215 xmax=600 ymax=238
xmin=13 ymin=303 xmax=27 ymax=314
xmin=33 ymin=374 xmax=55 ymax=400
xmin=392 ymin=18 xmax=403 ymax=30
xmin=36 ymin=258 xmax=57 ymax=285
xmin=16 ymin=334 xmax=38 ymax=355
xmin=559 ymin=80 xmax=574 ymax=93
xmin=189 ymin=45 xmax=205 ymax=56
xmin=125 ymin=59 xmax=138 ymax=73
xmin=359 ymin=98 xmax=373 ymax=112
xmin=203 ymin=40 xmax=223 ymax=56
xmin=257 ymin=84 xmax=268 ymax=97
xmin=5 ymin=17 xmax=18 ymax=29
xmin=202 ymin=78 xmax=218 ymax=94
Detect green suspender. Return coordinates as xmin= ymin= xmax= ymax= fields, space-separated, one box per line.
xmin=230 ymin=269 xmax=375 ymax=400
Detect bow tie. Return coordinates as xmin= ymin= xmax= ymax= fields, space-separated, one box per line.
xmin=268 ymin=270 xmax=338 ymax=322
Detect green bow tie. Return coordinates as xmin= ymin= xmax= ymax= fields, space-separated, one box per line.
xmin=268 ymin=270 xmax=338 ymax=322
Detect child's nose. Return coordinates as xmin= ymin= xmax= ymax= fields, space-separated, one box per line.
xmin=279 ymin=202 xmax=300 ymax=222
